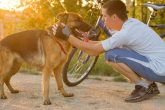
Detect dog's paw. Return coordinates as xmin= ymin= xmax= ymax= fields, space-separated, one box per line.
xmin=43 ymin=99 xmax=51 ymax=105
xmin=0 ymin=94 xmax=7 ymax=99
xmin=11 ymin=89 xmax=19 ymax=94
xmin=62 ymin=92 xmax=74 ymax=97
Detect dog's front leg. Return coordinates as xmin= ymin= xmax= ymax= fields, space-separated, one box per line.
xmin=53 ymin=65 xmax=74 ymax=97
xmin=42 ymin=67 xmax=52 ymax=105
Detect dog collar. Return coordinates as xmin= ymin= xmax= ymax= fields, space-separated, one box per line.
xmin=54 ymin=39 xmax=67 ymax=55
xmin=47 ymin=24 xmax=67 ymax=55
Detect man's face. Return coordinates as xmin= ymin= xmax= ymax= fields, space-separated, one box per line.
xmin=101 ymin=8 xmax=119 ymax=30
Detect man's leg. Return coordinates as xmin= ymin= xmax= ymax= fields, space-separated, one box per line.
xmin=106 ymin=61 xmax=143 ymax=83
xmin=105 ymin=48 xmax=160 ymax=102
xmin=106 ymin=61 xmax=160 ymax=102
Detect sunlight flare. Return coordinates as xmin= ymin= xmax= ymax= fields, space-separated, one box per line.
xmin=0 ymin=0 xmax=21 ymax=11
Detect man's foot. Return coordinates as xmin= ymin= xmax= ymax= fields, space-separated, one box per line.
xmin=125 ymin=82 xmax=160 ymax=102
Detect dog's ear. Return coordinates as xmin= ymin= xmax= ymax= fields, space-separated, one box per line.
xmin=56 ymin=12 xmax=68 ymax=23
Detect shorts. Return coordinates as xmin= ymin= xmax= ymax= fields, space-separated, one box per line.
xmin=105 ymin=48 xmax=165 ymax=83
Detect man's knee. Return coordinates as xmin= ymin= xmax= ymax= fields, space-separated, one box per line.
xmin=105 ymin=60 xmax=116 ymax=66
xmin=105 ymin=49 xmax=121 ymax=62
xmin=106 ymin=60 xmax=128 ymax=70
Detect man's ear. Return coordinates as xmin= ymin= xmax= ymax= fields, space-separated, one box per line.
xmin=111 ymin=14 xmax=118 ymax=21
xmin=113 ymin=14 xmax=116 ymax=19
xmin=56 ymin=12 xmax=68 ymax=23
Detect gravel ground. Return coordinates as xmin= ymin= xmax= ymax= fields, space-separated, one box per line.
xmin=0 ymin=73 xmax=165 ymax=110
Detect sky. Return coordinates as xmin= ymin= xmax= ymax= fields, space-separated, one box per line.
xmin=1 ymin=0 xmax=89 ymax=11
xmin=0 ymin=0 xmax=128 ymax=11
xmin=0 ymin=0 xmax=21 ymax=11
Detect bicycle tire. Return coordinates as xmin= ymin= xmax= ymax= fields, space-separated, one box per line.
xmin=63 ymin=48 xmax=98 ymax=86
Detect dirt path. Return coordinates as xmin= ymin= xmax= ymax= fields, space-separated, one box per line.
xmin=0 ymin=73 xmax=165 ymax=110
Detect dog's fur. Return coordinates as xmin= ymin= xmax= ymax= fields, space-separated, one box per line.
xmin=0 ymin=12 xmax=91 ymax=105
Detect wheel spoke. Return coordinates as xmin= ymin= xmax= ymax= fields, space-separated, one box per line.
xmin=63 ymin=48 xmax=98 ymax=86
xmin=68 ymin=60 xmax=85 ymax=79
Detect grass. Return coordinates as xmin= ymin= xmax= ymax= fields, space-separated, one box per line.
xmin=90 ymin=54 xmax=126 ymax=82
xmin=113 ymin=75 xmax=127 ymax=82
xmin=19 ymin=63 xmax=40 ymax=75
xmin=90 ymin=54 xmax=119 ymax=76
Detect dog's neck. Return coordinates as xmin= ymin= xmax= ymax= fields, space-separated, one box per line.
xmin=57 ymin=38 xmax=72 ymax=54
xmin=47 ymin=23 xmax=73 ymax=55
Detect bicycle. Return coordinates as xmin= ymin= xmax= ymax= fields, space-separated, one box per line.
xmin=62 ymin=2 xmax=165 ymax=87
xmin=143 ymin=3 xmax=165 ymax=38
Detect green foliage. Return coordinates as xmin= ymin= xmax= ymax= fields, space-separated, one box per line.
xmin=19 ymin=0 xmax=65 ymax=29
xmin=90 ymin=54 xmax=119 ymax=76
xmin=15 ymin=0 xmax=165 ymax=34
xmin=19 ymin=63 xmax=40 ymax=75
xmin=113 ymin=75 xmax=127 ymax=82
xmin=17 ymin=0 xmax=101 ymax=29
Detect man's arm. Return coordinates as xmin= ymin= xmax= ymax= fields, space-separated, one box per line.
xmin=53 ymin=24 xmax=105 ymax=55
xmin=68 ymin=35 xmax=105 ymax=56
xmin=88 ymin=40 xmax=100 ymax=44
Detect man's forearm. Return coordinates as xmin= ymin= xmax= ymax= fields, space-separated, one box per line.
xmin=88 ymin=40 xmax=100 ymax=44
xmin=68 ymin=35 xmax=104 ymax=56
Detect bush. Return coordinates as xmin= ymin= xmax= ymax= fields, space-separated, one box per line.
xmin=19 ymin=63 xmax=40 ymax=75
xmin=90 ymin=54 xmax=119 ymax=76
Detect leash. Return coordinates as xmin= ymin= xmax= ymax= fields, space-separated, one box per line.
xmin=75 ymin=29 xmax=89 ymax=42
xmin=53 ymin=38 xmax=67 ymax=55
xmin=47 ymin=25 xmax=67 ymax=55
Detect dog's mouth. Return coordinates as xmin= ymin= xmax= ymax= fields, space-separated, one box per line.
xmin=47 ymin=20 xmax=93 ymax=41
xmin=55 ymin=12 xmax=93 ymax=40
xmin=72 ymin=28 xmax=86 ymax=39
xmin=70 ymin=21 xmax=92 ymax=39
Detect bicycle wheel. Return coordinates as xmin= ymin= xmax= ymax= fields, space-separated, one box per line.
xmin=63 ymin=48 xmax=98 ymax=86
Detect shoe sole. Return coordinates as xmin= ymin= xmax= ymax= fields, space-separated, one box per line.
xmin=125 ymin=92 xmax=160 ymax=103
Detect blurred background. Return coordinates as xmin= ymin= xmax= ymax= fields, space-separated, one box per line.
xmin=0 ymin=0 xmax=165 ymax=81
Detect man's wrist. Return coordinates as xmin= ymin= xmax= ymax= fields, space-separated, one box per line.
xmin=68 ymin=34 xmax=76 ymax=42
xmin=68 ymin=34 xmax=73 ymax=39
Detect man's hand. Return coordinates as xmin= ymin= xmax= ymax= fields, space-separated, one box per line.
xmin=48 ymin=23 xmax=72 ymax=40
xmin=61 ymin=24 xmax=71 ymax=39
xmin=87 ymin=28 xmax=101 ymax=40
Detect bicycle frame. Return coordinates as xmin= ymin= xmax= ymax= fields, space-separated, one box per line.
xmin=144 ymin=3 xmax=165 ymax=38
xmin=144 ymin=3 xmax=165 ymax=27
xmin=77 ymin=16 xmax=111 ymax=64
xmin=146 ymin=7 xmax=157 ymax=25
xmin=95 ymin=16 xmax=112 ymax=37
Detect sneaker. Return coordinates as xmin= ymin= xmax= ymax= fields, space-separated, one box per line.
xmin=150 ymin=82 xmax=160 ymax=94
xmin=125 ymin=82 xmax=160 ymax=102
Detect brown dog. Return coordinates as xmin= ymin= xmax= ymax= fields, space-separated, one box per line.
xmin=0 ymin=12 xmax=91 ymax=105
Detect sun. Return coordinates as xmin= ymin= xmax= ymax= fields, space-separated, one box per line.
xmin=0 ymin=0 xmax=21 ymax=11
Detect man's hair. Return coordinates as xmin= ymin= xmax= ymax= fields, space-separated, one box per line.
xmin=102 ymin=0 xmax=128 ymax=21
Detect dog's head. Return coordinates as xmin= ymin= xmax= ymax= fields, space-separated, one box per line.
xmin=55 ymin=12 xmax=92 ymax=39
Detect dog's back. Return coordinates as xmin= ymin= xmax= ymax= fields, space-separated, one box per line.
xmin=0 ymin=30 xmax=47 ymax=59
